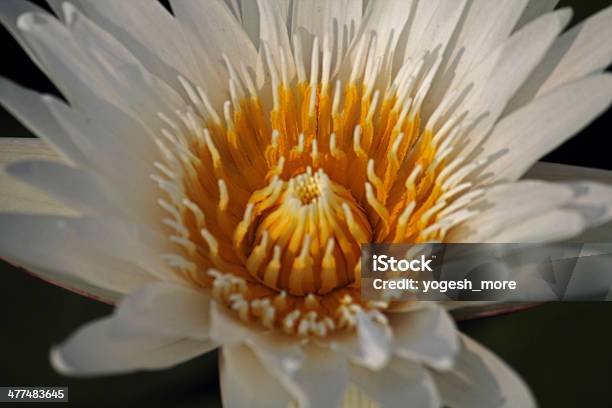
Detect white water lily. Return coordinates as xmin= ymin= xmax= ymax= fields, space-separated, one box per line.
xmin=1 ymin=0 xmax=612 ymax=407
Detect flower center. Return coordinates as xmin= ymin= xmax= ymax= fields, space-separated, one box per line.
xmin=152 ymin=36 xmax=484 ymax=336
xmin=236 ymin=167 xmax=371 ymax=296
xmin=293 ymin=170 xmax=321 ymax=204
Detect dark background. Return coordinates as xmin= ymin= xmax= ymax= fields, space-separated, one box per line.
xmin=1 ymin=1 xmax=611 ymax=407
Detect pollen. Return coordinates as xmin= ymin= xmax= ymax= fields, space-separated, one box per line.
xmin=292 ymin=169 xmax=321 ymax=204
xmin=152 ymin=35 xmax=483 ymax=337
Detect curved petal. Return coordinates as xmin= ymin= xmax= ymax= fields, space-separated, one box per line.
xmin=0 ymin=79 xmax=86 ymax=166
xmin=346 ymin=0 xmax=412 ymax=69
xmin=170 ymin=0 xmax=258 ymax=78
xmin=526 ymin=161 xmax=612 ymax=185
xmin=0 ymin=138 xmax=72 ymax=215
xmin=432 ymin=334 xmax=535 ymax=408
xmin=479 ymin=74 xmax=612 ymax=182
xmin=331 ymin=310 xmax=393 ymax=370
xmin=401 ymin=0 xmax=467 ymax=69
xmin=526 ymin=162 xmax=612 ymax=242
xmin=486 ymin=208 xmax=585 ymax=242
xmin=249 ymin=339 xmax=348 ymax=408
xmin=220 ymin=344 xmax=293 ymax=408
xmin=292 ymin=0 xmax=362 ymax=43
xmin=350 ymin=358 xmax=440 ymax=408
xmin=246 ymin=331 xmax=305 ymax=377
xmin=52 ymin=282 xmax=219 ymax=376
xmin=426 ymin=0 xmax=529 ymax=105
xmin=209 ymin=301 xmax=267 ymax=346
xmin=291 ymin=0 xmax=362 ymax=74
xmin=47 ymin=0 xmax=205 ymax=93
xmin=256 ymin=0 xmax=295 ymax=80
xmin=454 ymin=9 xmax=569 ymax=157
xmin=51 ymin=317 xmax=215 ymax=377
xmin=18 ymin=6 xmax=183 ymax=127
xmin=389 ymin=305 xmax=459 ymax=371
xmin=509 ymin=5 xmax=612 ymax=111
xmin=287 ymin=344 xmax=348 ymax=408
xmin=453 ymin=173 xmax=612 ymax=243
xmin=7 ymin=160 xmax=128 ymax=217
xmin=448 ymin=181 xmax=575 ymax=242
xmin=0 ymin=214 xmax=173 ymax=300
xmin=114 ymin=282 xmax=214 ymax=340
xmin=42 ymin=98 xmax=162 ymax=226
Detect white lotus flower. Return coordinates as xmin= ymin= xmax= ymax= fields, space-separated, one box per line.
xmin=1 ymin=0 xmax=612 ymax=407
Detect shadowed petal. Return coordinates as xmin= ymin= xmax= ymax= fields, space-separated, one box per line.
xmin=221 ymin=344 xmax=293 ymax=408
xmin=51 ymin=317 xmax=216 ymax=377
xmin=350 ymin=358 xmax=440 ymax=408
xmin=389 ymin=305 xmax=459 ymax=371
xmin=432 ymin=334 xmax=535 ymax=408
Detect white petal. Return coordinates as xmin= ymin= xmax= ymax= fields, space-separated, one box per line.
xmin=401 ymin=0 xmax=467 ymax=66
xmin=350 ymin=0 xmax=412 ymax=66
xmin=47 ymin=0 xmax=205 ymax=93
xmin=350 ymin=359 xmax=440 ymax=408
xmin=51 ymin=317 xmax=215 ymax=376
xmin=427 ymin=0 xmax=529 ymax=105
xmin=527 ymin=164 xmax=612 ymax=229
xmin=0 ymin=138 xmax=72 ymax=215
xmin=7 ymin=160 xmax=127 ymax=217
xmin=547 ymin=5 xmax=612 ymax=84
xmin=18 ymin=6 xmax=182 ymax=133
xmin=432 ymin=334 xmax=535 ymax=408
xmin=526 ymin=162 xmax=612 ymax=185
xmin=448 ymin=181 xmax=574 ymax=242
xmin=170 ymin=0 xmax=258 ymax=80
xmin=42 ymin=98 xmax=162 ymax=225
xmin=454 ymin=0 xmax=529 ymax=68
xmin=220 ymin=344 xmax=293 ymax=408
xmin=355 ymin=310 xmax=392 ymax=370
xmin=332 ymin=310 xmax=393 ymax=370
xmin=113 ymin=282 xmax=213 ymax=340
xmin=487 ymin=208 xmax=585 ymax=242
xmin=456 ymin=9 xmax=569 ymax=157
xmin=292 ymin=0 xmax=361 ymax=42
xmin=58 ymin=4 xmax=185 ymax=125
xmin=250 ymin=339 xmax=347 ymax=408
xmin=510 ymin=5 xmax=612 ymax=111
xmin=1 ymin=76 xmax=161 ymax=220
xmin=389 ymin=305 xmax=459 ymax=370
xmin=562 ymin=181 xmax=612 ymax=227
xmin=479 ymin=74 xmax=612 ymax=182
xmin=257 ymin=0 xmax=295 ymax=80
xmin=0 ymin=78 xmax=86 ymax=165
xmin=288 ymin=345 xmax=348 ymax=408
xmin=292 ymin=0 xmax=362 ymax=73
xmin=246 ymin=331 xmax=305 ymax=377
xmin=209 ymin=301 xmax=266 ymax=345
xmin=0 ymin=214 xmax=167 ymax=299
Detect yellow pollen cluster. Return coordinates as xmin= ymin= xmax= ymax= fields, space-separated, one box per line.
xmin=292 ymin=169 xmax=321 ymax=204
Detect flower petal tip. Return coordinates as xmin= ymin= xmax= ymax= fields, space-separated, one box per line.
xmin=49 ymin=346 xmax=72 ymax=376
